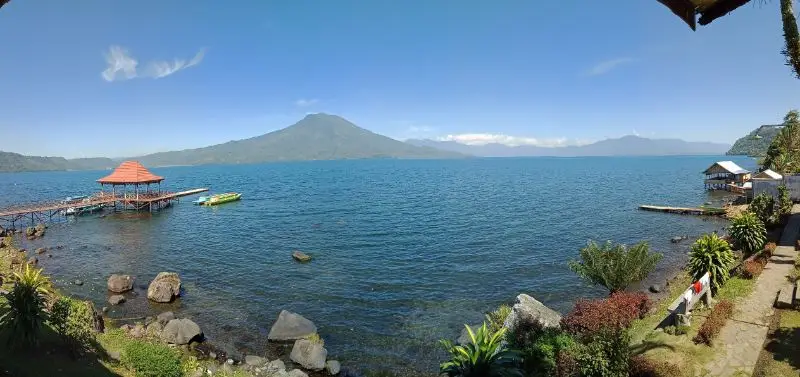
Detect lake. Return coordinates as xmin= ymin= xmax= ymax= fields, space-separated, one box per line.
xmin=0 ymin=156 xmax=756 ymax=374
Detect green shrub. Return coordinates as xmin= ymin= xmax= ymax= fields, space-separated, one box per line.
xmin=749 ymin=193 xmax=776 ymax=225
xmin=663 ymin=325 xmax=689 ymax=336
xmin=573 ymin=329 xmax=630 ymax=377
xmin=49 ymin=297 xmax=96 ymax=356
xmin=568 ymin=241 xmax=662 ymax=294
xmin=729 ymin=211 xmax=767 ymax=255
xmin=512 ymin=326 xmax=576 ymax=377
xmin=778 ymin=185 xmax=793 ymax=216
xmin=693 ymin=300 xmax=734 ymax=346
xmin=688 ymin=233 xmax=735 ymax=291
xmin=486 ymin=304 xmax=511 ymax=334
xmin=121 ymin=340 xmax=182 ymax=377
xmin=307 ymin=332 xmax=324 ymax=346
xmin=0 ymin=264 xmax=51 ymax=348
xmin=440 ymin=322 xmax=522 ymax=377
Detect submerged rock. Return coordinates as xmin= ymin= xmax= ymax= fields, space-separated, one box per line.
xmin=157 ymin=311 xmax=176 ymax=325
xmin=27 ymin=257 xmax=38 ymax=266
xmin=504 ymin=294 xmax=562 ymax=331
xmin=73 ymin=279 xmax=83 ymax=286
xmin=107 ymin=274 xmax=135 ymax=293
xmin=292 ymin=250 xmax=312 ymax=263
xmin=245 ymin=355 xmax=267 ymax=367
xmin=326 ymin=360 xmax=341 ymax=375
xmin=147 ymin=272 xmax=181 ymax=303
xmin=161 ymin=318 xmax=202 ymax=345
xmin=35 ymin=248 xmax=46 ymax=255
xmin=108 ymin=295 xmax=126 ymax=305
xmin=290 ymin=339 xmax=327 ymax=370
xmin=268 ymin=310 xmax=317 ymax=341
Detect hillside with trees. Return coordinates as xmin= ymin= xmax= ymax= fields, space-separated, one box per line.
xmin=726 ymin=125 xmax=783 ymax=156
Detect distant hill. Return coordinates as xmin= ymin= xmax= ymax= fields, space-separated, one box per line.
xmin=0 ymin=152 xmax=115 ymax=173
xmin=407 ymin=135 xmax=730 ymax=157
xmin=726 ymin=125 xmax=782 ymax=156
xmin=135 ymin=113 xmax=463 ymax=166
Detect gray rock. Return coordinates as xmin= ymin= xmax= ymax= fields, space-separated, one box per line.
xmin=209 ymin=351 xmax=218 ymax=359
xmin=290 ymin=339 xmax=327 ymax=370
xmin=226 ymin=358 xmax=234 ymax=365
xmin=503 ymin=294 xmax=562 ymax=331
xmin=102 ymin=306 xmax=109 ymax=313
xmin=108 ymin=295 xmax=126 ymax=305
xmin=107 ymin=274 xmax=135 ymax=293
xmin=108 ymin=350 xmax=121 ymax=361
xmin=157 ymin=311 xmax=176 ymax=325
xmin=146 ymin=321 xmax=164 ymax=337
xmin=268 ymin=310 xmax=317 ymax=341
xmin=456 ymin=324 xmax=481 ymax=346
xmin=130 ymin=324 xmax=145 ymax=338
xmin=35 ymin=248 xmax=46 ymax=254
xmin=292 ymin=250 xmax=312 ymax=263
xmin=73 ymin=279 xmax=83 ymax=286
xmin=649 ymin=285 xmax=662 ymax=293
xmin=288 ymin=370 xmax=309 ymax=377
xmin=245 ymin=355 xmax=267 ymax=367
xmin=267 ymin=359 xmax=286 ymax=372
xmin=325 ymin=360 xmax=341 ymax=375
xmin=161 ymin=318 xmax=202 ymax=345
xmin=27 ymin=257 xmax=38 ymax=266
xmin=147 ymin=272 xmax=181 ymax=303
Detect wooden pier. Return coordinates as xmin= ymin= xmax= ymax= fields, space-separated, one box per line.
xmin=639 ymin=205 xmax=726 ymax=216
xmin=0 ymin=188 xmax=208 ymax=229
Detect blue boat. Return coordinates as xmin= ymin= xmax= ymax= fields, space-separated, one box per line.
xmin=192 ymin=196 xmax=209 ymax=205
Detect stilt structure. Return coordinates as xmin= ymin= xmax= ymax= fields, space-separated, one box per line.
xmin=97 ymin=161 xmax=168 ymax=212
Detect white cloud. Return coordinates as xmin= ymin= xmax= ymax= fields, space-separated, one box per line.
xmin=438 ymin=133 xmax=590 ymax=147
xmin=586 ymin=57 xmax=635 ymax=76
xmin=101 ymin=45 xmax=205 ymax=82
xmin=295 ymin=99 xmax=319 ymax=107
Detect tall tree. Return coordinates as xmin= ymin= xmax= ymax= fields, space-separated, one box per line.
xmin=764 ymin=110 xmax=800 ymax=173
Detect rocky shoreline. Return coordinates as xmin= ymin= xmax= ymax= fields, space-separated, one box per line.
xmin=0 ymin=224 xmax=348 ymax=377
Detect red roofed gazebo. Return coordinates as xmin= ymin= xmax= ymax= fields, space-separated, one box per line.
xmin=98 ymin=161 xmax=164 ymax=204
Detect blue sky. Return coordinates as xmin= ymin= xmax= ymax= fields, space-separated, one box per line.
xmin=0 ymin=0 xmax=797 ymax=158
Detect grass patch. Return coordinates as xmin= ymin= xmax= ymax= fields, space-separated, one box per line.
xmin=754 ymin=310 xmax=800 ymax=377
xmin=714 ymin=277 xmax=756 ymax=304
xmin=629 ymin=272 xmax=692 ymax=345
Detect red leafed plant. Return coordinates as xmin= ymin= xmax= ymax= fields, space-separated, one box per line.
xmin=742 ymin=259 xmax=765 ymax=279
xmin=561 ymin=292 xmax=651 ymax=335
xmin=693 ymin=300 xmax=734 ymax=346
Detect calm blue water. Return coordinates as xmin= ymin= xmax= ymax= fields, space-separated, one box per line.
xmin=0 ymin=156 xmax=756 ymax=374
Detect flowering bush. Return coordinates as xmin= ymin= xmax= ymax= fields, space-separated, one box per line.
xmin=693 ymin=300 xmax=734 ymax=346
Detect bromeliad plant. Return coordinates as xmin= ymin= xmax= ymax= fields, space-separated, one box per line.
xmin=0 ymin=264 xmax=51 ymax=348
xmin=689 ymin=233 xmax=735 ymax=292
xmin=729 ymin=211 xmax=767 ymax=255
xmin=440 ymin=323 xmax=522 ymax=377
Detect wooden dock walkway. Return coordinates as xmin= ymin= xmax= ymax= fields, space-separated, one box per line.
xmin=0 ymin=188 xmax=209 ymax=227
xmin=639 ymin=205 xmax=726 ymax=216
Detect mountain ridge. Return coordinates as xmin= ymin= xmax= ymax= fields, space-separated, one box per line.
xmin=0 ymin=114 xmax=463 ymax=172
xmin=407 ymin=135 xmax=730 ymax=157
xmin=726 ymin=125 xmax=782 ymax=156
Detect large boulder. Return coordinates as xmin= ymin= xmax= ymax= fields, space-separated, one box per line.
xmin=147 ymin=272 xmax=181 ymax=303
xmin=161 ymin=318 xmax=202 ymax=345
xmin=288 ymin=370 xmax=309 ymax=377
xmin=503 ymin=294 xmax=562 ymax=331
xmin=107 ymin=274 xmax=135 ymax=293
xmin=268 ymin=310 xmax=317 ymax=341
xmin=289 ymin=339 xmax=327 ymax=370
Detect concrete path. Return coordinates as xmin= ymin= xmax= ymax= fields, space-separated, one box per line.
xmin=704 ymin=205 xmax=800 ymax=377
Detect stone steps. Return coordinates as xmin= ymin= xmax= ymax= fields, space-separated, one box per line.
xmin=775 ymin=282 xmax=797 ymax=309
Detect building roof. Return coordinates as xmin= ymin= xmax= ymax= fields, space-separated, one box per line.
xmin=754 ymin=169 xmax=783 ymax=180
xmin=703 ymin=161 xmax=750 ymax=175
xmin=657 ymin=0 xmax=753 ymax=30
xmin=97 ymin=161 xmax=164 ymax=184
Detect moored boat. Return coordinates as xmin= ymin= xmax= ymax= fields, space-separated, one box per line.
xmin=203 ymin=192 xmax=241 ymax=206
xmin=192 ymin=196 xmax=209 ymax=205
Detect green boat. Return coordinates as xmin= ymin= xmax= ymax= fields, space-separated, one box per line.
xmin=203 ymin=192 xmax=241 ymax=206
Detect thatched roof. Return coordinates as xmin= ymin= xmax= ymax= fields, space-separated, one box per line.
xmin=658 ymin=0 xmax=753 ymax=30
